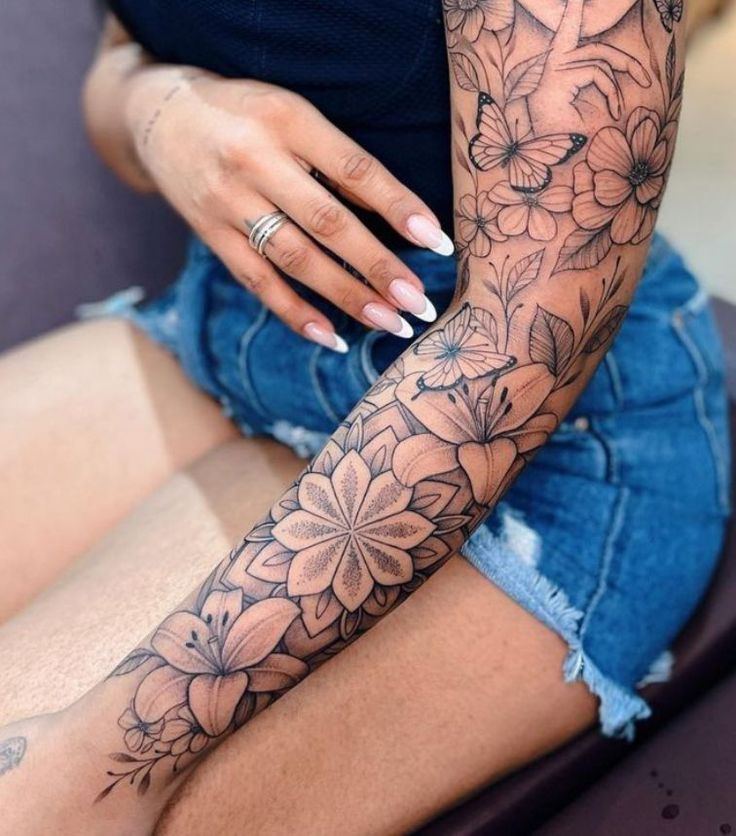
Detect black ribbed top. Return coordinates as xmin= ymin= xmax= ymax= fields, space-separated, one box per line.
xmin=110 ymin=0 xmax=454 ymax=247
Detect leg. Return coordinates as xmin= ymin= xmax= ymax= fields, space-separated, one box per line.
xmin=157 ymin=557 xmax=596 ymax=835
xmin=0 ymin=436 xmax=304 ymax=724
xmin=0 ymin=318 xmax=237 ymax=620
xmin=0 ymin=437 xmax=597 ymax=832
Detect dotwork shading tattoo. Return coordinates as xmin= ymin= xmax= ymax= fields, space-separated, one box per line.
xmin=0 ymin=737 xmax=27 ymax=777
xmin=95 ymin=0 xmax=684 ymax=802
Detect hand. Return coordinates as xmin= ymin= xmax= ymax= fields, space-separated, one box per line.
xmin=528 ymin=0 xmax=652 ymax=130
xmin=125 ymin=69 xmax=453 ymax=351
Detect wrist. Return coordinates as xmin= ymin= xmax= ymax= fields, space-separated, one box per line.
xmin=122 ymin=64 xmax=208 ymax=181
xmin=0 ymin=706 xmax=163 ymax=833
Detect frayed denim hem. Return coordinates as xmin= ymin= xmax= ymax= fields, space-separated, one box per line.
xmin=76 ymin=286 xmax=181 ymax=354
xmin=461 ymin=513 xmax=671 ymax=742
xmin=74 ymin=290 xmax=677 ymax=738
xmin=76 ymin=286 xmax=147 ymax=320
xmin=75 ymin=288 xmax=330 ymax=459
xmin=268 ymin=420 xmax=329 ymax=460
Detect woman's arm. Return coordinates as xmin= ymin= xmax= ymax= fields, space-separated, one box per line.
xmin=81 ymin=14 xmax=455 ymax=347
xmin=0 ymin=0 xmax=684 ymax=829
xmin=82 ymin=14 xmax=160 ymax=192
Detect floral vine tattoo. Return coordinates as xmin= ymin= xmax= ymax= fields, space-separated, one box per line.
xmin=92 ymin=0 xmax=684 ymax=804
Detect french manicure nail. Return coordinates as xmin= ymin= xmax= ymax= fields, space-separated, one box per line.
xmin=303 ymin=322 xmax=348 ymax=353
xmin=389 ymin=279 xmax=437 ymax=322
xmin=406 ymin=214 xmax=455 ymax=257
xmin=362 ymin=303 xmax=414 ymax=338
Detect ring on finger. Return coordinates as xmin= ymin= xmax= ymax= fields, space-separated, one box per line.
xmin=247 ymin=211 xmax=290 ymax=257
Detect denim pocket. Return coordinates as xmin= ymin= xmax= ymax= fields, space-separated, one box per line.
xmin=671 ymin=290 xmax=732 ymax=515
xmin=590 ymin=241 xmax=717 ymax=414
xmin=673 ymin=289 xmax=728 ymax=392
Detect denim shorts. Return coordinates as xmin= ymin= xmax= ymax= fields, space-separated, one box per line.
xmin=91 ymin=232 xmax=732 ymax=740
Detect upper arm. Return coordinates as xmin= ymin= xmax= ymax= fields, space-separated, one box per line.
xmin=443 ymin=0 xmax=685 ymax=302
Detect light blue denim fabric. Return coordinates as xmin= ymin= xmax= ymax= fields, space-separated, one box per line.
xmin=90 ymin=232 xmax=732 ymax=739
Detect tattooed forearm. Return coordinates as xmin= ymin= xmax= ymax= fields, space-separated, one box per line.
xmin=0 ymin=737 xmax=27 ymax=778
xmin=60 ymin=0 xmax=684 ymax=809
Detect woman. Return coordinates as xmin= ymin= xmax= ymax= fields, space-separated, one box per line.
xmin=0 ymin=1 xmax=730 ymax=833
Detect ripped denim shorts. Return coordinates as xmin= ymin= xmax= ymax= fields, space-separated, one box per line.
xmin=98 ymin=232 xmax=732 ymax=740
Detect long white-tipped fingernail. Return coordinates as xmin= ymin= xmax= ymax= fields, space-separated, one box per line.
xmin=362 ymin=303 xmax=414 ymax=338
xmin=304 ymin=322 xmax=349 ymax=353
xmin=389 ymin=279 xmax=437 ymax=322
xmin=406 ymin=214 xmax=455 ymax=257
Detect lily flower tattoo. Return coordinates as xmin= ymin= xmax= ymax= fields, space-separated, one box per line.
xmin=1 ymin=1 xmax=682 ymax=817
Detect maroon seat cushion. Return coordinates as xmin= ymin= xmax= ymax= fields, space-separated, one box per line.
xmin=538 ymin=665 xmax=736 ymax=835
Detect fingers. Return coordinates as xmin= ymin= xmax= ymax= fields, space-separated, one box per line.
xmin=553 ymin=0 xmax=585 ymax=50
xmin=209 ymin=228 xmax=349 ymax=353
xmin=562 ymin=63 xmax=622 ymax=119
xmin=570 ymin=44 xmax=652 ymax=88
xmin=297 ymin=161 xmax=374 ymax=211
xmin=235 ymin=200 xmax=417 ymax=338
xmin=288 ymin=115 xmax=454 ymax=256
xmin=261 ymin=161 xmax=437 ymax=322
xmin=258 ymin=217 xmax=415 ymax=337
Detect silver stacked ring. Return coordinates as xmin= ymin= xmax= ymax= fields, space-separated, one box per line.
xmin=247 ymin=211 xmax=290 ymax=257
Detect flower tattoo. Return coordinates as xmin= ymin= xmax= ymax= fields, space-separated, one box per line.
xmin=572 ymin=108 xmax=675 ymax=245
xmin=443 ymin=0 xmax=515 ymax=44
xmin=135 ymin=591 xmax=305 ymax=738
xmin=93 ymin=0 xmax=682 ymax=809
xmin=455 ymin=190 xmax=507 ymax=257
xmin=394 ymin=364 xmax=557 ymax=506
xmin=272 ymin=448 xmax=436 ymax=611
xmin=490 ymin=181 xmax=574 ymax=242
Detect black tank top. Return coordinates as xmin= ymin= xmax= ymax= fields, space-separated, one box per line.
xmin=110 ymin=0 xmax=453 ymax=249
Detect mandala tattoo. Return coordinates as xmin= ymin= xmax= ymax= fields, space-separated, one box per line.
xmin=90 ymin=0 xmax=684 ymax=802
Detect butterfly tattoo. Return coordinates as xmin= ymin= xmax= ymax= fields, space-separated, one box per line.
xmin=469 ymin=93 xmax=587 ymax=193
xmin=414 ymin=304 xmax=516 ymax=391
xmin=0 ymin=736 xmax=26 ymax=777
xmin=652 ymin=0 xmax=683 ymax=32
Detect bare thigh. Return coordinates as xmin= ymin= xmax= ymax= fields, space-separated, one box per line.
xmin=0 ymin=436 xmax=597 ymax=834
xmin=158 ymin=558 xmax=597 ymax=836
xmin=0 ymin=318 xmax=237 ymax=621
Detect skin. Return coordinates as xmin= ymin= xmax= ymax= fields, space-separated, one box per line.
xmin=0 ymin=0 xmax=687 ymax=832
xmin=0 ymin=365 xmax=595 ymax=831
xmin=83 ymin=17 xmax=451 ymax=348
xmin=0 ymin=319 xmax=237 ymax=622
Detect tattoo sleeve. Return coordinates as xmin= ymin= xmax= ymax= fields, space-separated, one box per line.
xmin=84 ymin=0 xmax=685 ymax=804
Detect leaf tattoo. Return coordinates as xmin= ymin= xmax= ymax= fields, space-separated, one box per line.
xmin=529 ymin=306 xmax=575 ymax=377
xmin=451 ymin=52 xmax=481 ymax=92
xmin=555 ymin=227 xmax=614 ymax=273
xmin=89 ymin=0 xmax=681 ymax=810
xmin=503 ymin=51 xmax=549 ymax=102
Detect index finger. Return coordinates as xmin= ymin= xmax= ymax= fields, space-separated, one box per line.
xmin=553 ymin=0 xmax=585 ymax=51
xmin=292 ymin=123 xmax=454 ymax=257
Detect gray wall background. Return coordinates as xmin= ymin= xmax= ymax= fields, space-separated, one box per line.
xmin=0 ymin=1 xmax=186 ymax=352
